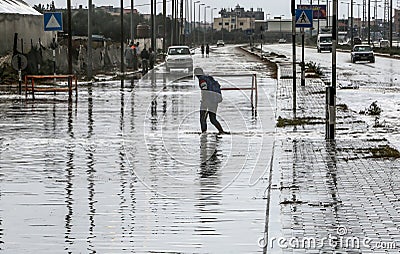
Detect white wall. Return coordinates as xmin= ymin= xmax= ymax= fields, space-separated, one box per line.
xmin=0 ymin=14 xmax=55 ymax=55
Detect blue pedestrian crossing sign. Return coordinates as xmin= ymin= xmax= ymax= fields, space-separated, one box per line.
xmin=44 ymin=12 xmax=63 ymax=31
xmin=295 ymin=9 xmax=313 ymax=28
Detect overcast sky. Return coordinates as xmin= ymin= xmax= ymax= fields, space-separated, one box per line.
xmin=24 ymin=0 xmax=379 ymax=22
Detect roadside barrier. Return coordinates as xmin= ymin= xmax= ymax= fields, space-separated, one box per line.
xmin=24 ymin=75 xmax=78 ymax=100
xmin=212 ymin=73 xmax=258 ymax=111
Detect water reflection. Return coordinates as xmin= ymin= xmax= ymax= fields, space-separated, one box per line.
xmin=324 ymin=140 xmax=341 ymax=251
xmin=199 ymin=134 xmax=221 ymax=179
xmin=86 ymin=85 xmax=96 ymax=253
xmin=196 ymin=134 xmax=222 ymax=235
xmin=64 ymin=143 xmax=75 ymax=249
xmin=87 ymin=85 xmax=94 ymax=138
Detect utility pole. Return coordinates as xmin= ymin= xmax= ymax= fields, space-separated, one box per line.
xmin=87 ymin=0 xmax=92 ymax=79
xmin=310 ymin=0 xmax=313 ymax=37
xmin=67 ymin=0 xmax=72 ymax=75
xmin=163 ymin=0 xmax=166 ymax=52
xmin=180 ymin=0 xmax=183 ymax=44
xmin=120 ymin=0 xmax=124 ymax=74
xmin=368 ymin=0 xmax=371 ymax=44
xmin=130 ymin=0 xmax=134 ymax=42
xmin=291 ymin=0 xmax=296 ymax=116
xmin=151 ymin=0 xmax=154 ymax=48
xmin=317 ymin=0 xmax=320 ymax=35
xmin=175 ymin=0 xmax=179 ymax=44
xmin=390 ymin=0 xmax=393 ymax=48
xmin=351 ymin=0 xmax=354 ymax=48
xmin=327 ymin=0 xmax=337 ymax=140
xmin=171 ymin=0 xmax=175 ymax=45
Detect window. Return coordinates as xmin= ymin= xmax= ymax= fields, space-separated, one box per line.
xmin=219 ymin=22 xmax=222 ymax=26
xmin=239 ymin=22 xmax=244 ymax=26
xmin=225 ymin=22 xmax=229 ymax=26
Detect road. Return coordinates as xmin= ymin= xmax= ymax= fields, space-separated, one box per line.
xmin=0 ymin=45 xmax=276 ymax=253
xmin=262 ymin=43 xmax=400 ymax=149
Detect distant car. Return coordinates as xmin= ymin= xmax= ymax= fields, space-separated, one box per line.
xmin=351 ymin=45 xmax=375 ymax=63
xmin=217 ymin=40 xmax=225 ymax=47
xmin=317 ymin=33 xmax=332 ymax=52
xmin=379 ymin=39 xmax=389 ymax=48
xmin=353 ymin=37 xmax=362 ymax=45
xmin=165 ymin=46 xmax=193 ymax=72
xmin=278 ymin=38 xmax=287 ymax=43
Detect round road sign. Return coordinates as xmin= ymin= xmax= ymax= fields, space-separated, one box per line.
xmin=11 ymin=54 xmax=28 ymax=71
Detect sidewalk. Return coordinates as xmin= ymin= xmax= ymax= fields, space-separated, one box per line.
xmin=264 ymin=63 xmax=400 ymax=253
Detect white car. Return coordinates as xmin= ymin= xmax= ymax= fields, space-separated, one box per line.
xmin=217 ymin=40 xmax=225 ymax=47
xmin=165 ymin=46 xmax=193 ymax=72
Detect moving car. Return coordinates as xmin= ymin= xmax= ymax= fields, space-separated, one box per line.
xmin=165 ymin=46 xmax=193 ymax=72
xmin=353 ymin=37 xmax=362 ymax=45
xmin=317 ymin=33 xmax=332 ymax=52
xmin=351 ymin=45 xmax=375 ymax=63
xmin=379 ymin=39 xmax=389 ymax=48
xmin=217 ymin=40 xmax=225 ymax=47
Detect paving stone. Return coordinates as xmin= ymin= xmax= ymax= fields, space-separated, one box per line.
xmin=270 ymin=63 xmax=400 ymax=253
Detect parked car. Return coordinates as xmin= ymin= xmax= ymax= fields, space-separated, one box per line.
xmin=217 ymin=40 xmax=225 ymax=47
xmin=165 ymin=46 xmax=193 ymax=72
xmin=278 ymin=38 xmax=287 ymax=43
xmin=351 ymin=45 xmax=375 ymax=63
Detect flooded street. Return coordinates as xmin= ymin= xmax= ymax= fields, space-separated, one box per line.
xmin=0 ymin=46 xmax=277 ymax=253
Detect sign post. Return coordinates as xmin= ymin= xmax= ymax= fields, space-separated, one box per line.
xmin=44 ymin=13 xmax=63 ymax=85
xmin=295 ymin=10 xmax=312 ymax=88
xmin=12 ymin=54 xmax=27 ymax=95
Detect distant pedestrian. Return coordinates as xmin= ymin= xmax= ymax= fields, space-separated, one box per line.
xmin=132 ymin=46 xmax=138 ymax=71
xmin=201 ymin=44 xmax=205 ymax=57
xmin=206 ymin=44 xmax=210 ymax=58
xmin=194 ymin=67 xmax=228 ymax=134
xmin=125 ymin=43 xmax=134 ymax=68
xmin=149 ymin=48 xmax=156 ymax=70
xmin=140 ymin=47 xmax=149 ymax=74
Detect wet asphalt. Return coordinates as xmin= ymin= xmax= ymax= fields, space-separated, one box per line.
xmin=0 ymin=45 xmax=277 ymax=253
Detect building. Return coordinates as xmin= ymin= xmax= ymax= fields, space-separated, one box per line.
xmin=266 ymin=18 xmax=292 ymax=33
xmin=394 ymin=9 xmax=400 ymax=35
xmin=0 ymin=0 xmax=54 ymax=55
xmin=213 ymin=4 xmax=264 ymax=32
xmin=213 ymin=16 xmax=255 ymax=32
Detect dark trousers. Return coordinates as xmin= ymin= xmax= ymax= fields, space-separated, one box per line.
xmin=200 ymin=110 xmax=224 ymax=133
xmin=142 ymin=59 xmax=148 ymax=74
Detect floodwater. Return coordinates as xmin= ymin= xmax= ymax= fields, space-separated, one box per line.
xmin=0 ymin=46 xmax=277 ymax=253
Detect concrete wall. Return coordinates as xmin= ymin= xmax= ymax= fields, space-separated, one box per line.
xmin=0 ymin=14 xmax=55 ymax=55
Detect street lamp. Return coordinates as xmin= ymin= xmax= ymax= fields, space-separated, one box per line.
xmin=193 ymin=1 xmax=200 ymax=45
xmin=356 ymin=3 xmax=361 ymax=37
xmin=211 ymin=7 xmax=217 ymax=44
xmin=198 ymin=3 xmax=205 ymax=45
xmin=204 ymin=6 xmax=210 ymax=44
xmin=279 ymin=15 xmax=285 ymax=38
xmin=340 ymin=1 xmax=350 ymax=37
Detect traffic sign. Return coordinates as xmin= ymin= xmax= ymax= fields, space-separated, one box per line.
xmin=44 ymin=12 xmax=63 ymax=31
xmin=11 ymin=54 xmax=28 ymax=71
xmin=295 ymin=9 xmax=313 ymax=28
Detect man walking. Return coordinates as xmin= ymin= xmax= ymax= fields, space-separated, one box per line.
xmin=194 ymin=68 xmax=228 ymax=134
xmin=140 ymin=47 xmax=149 ymax=74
